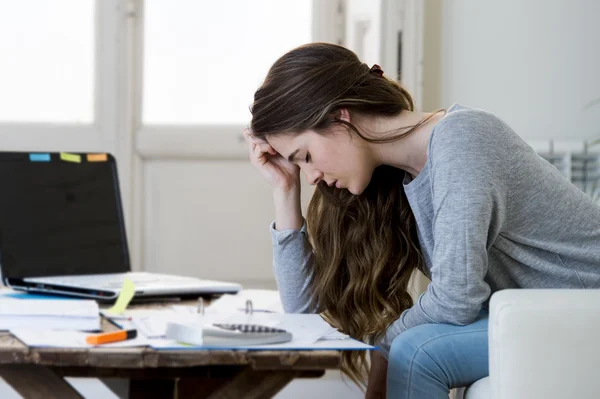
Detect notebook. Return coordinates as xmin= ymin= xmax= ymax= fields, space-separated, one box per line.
xmin=0 ymin=298 xmax=100 ymax=331
xmin=0 ymin=151 xmax=241 ymax=302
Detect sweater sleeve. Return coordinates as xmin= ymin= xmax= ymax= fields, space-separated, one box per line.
xmin=378 ymin=111 xmax=510 ymax=358
xmin=270 ymin=220 xmax=317 ymax=313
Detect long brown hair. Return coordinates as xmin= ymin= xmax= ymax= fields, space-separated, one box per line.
xmin=250 ymin=43 xmax=433 ymax=389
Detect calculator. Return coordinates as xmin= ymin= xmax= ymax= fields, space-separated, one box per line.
xmin=165 ymin=322 xmax=293 ymax=346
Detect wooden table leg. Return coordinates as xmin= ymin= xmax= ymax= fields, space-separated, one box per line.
xmin=100 ymin=378 xmax=129 ymax=399
xmin=204 ymin=369 xmax=302 ymax=399
xmin=0 ymin=364 xmax=83 ymax=399
xmin=129 ymin=378 xmax=176 ymax=399
xmin=177 ymin=373 xmax=238 ymax=398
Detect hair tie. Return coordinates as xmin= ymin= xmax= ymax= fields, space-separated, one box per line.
xmin=370 ymin=64 xmax=384 ymax=76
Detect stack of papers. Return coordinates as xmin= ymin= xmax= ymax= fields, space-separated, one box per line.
xmin=124 ymin=307 xmax=372 ymax=350
xmin=0 ymin=298 xmax=100 ymax=331
xmin=5 ymin=289 xmax=373 ymax=351
xmin=10 ymin=329 xmax=149 ymax=348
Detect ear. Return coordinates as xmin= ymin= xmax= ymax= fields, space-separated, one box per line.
xmin=336 ymin=108 xmax=352 ymax=123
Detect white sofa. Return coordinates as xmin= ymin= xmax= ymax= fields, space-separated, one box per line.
xmin=460 ymin=289 xmax=600 ymax=399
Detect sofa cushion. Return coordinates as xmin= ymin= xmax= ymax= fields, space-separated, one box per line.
xmin=464 ymin=377 xmax=490 ymax=399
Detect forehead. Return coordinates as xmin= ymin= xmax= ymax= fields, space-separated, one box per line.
xmin=266 ymin=131 xmax=311 ymax=152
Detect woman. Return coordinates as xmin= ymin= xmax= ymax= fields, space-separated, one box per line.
xmin=244 ymin=42 xmax=600 ymax=398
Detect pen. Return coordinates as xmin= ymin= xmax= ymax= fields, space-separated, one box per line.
xmin=86 ymin=329 xmax=137 ymax=345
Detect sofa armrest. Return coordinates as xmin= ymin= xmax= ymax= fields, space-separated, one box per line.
xmin=489 ymin=289 xmax=600 ymax=399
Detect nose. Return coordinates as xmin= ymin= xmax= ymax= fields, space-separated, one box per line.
xmin=304 ymin=168 xmax=323 ymax=185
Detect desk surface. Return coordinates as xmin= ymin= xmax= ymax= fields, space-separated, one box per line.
xmin=0 ymin=295 xmax=344 ymax=399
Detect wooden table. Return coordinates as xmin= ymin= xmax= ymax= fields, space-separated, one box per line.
xmin=0 ymin=300 xmax=344 ymax=399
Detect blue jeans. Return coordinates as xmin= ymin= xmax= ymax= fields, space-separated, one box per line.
xmin=386 ymin=312 xmax=489 ymax=398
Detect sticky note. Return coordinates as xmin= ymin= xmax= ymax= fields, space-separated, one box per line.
xmin=29 ymin=153 xmax=51 ymax=162
xmin=60 ymin=152 xmax=81 ymax=163
xmin=107 ymin=278 xmax=135 ymax=315
xmin=87 ymin=153 xmax=108 ymax=162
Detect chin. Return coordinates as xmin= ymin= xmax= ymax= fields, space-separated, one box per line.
xmin=348 ymin=178 xmax=371 ymax=195
xmin=347 ymin=186 xmax=363 ymax=195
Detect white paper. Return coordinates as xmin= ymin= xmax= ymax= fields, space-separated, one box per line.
xmin=131 ymin=309 xmax=279 ymax=339
xmin=171 ymin=305 xmax=197 ymax=315
xmin=0 ymin=298 xmax=98 ymax=317
xmin=0 ymin=298 xmax=100 ymax=331
xmin=149 ymin=334 xmax=373 ymax=350
xmin=132 ymin=312 xmax=204 ymax=338
xmin=146 ymin=312 xmax=373 ymax=350
xmin=271 ymin=314 xmax=335 ymax=345
xmin=128 ymin=309 xmax=334 ymax=346
xmin=103 ymin=305 xmax=373 ymax=351
xmin=207 ymin=289 xmax=284 ymax=313
xmin=11 ymin=329 xmax=149 ymax=348
xmin=319 ymin=329 xmax=350 ymax=340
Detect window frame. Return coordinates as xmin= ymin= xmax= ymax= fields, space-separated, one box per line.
xmin=134 ymin=0 xmax=345 ymax=161
xmin=0 ymin=0 xmax=122 ymax=151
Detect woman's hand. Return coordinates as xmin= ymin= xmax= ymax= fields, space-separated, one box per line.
xmin=243 ymin=128 xmax=300 ymax=192
xmin=365 ymin=351 xmax=388 ymax=399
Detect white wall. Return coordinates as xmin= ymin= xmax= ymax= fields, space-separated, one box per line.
xmin=422 ymin=0 xmax=600 ymax=142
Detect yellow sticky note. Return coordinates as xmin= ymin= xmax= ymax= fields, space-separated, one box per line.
xmin=107 ymin=278 xmax=135 ymax=315
xmin=60 ymin=152 xmax=81 ymax=163
xmin=87 ymin=153 xmax=108 ymax=162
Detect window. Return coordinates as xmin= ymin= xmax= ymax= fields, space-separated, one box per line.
xmin=0 ymin=0 xmax=95 ymax=123
xmin=143 ymin=0 xmax=312 ymax=125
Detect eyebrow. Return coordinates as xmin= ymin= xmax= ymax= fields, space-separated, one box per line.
xmin=287 ymin=149 xmax=300 ymax=163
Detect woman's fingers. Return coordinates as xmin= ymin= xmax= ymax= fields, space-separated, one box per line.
xmin=243 ymin=128 xmax=273 ymax=146
xmin=258 ymin=142 xmax=277 ymax=155
xmin=244 ymin=128 xmax=277 ymax=155
xmin=242 ymin=127 xmax=253 ymax=140
xmin=254 ymin=143 xmax=270 ymax=166
xmin=248 ymin=139 xmax=264 ymax=168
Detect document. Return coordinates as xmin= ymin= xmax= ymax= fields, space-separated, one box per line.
xmin=132 ymin=309 xmax=373 ymax=350
xmin=11 ymin=329 xmax=149 ymax=348
xmin=129 ymin=308 xmax=280 ymax=338
xmin=104 ymin=289 xmax=374 ymax=351
xmin=207 ymin=289 xmax=284 ymax=313
xmin=0 ymin=298 xmax=100 ymax=331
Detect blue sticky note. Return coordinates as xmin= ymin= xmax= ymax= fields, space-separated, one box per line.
xmin=0 ymin=292 xmax=77 ymax=300
xmin=29 ymin=153 xmax=51 ymax=162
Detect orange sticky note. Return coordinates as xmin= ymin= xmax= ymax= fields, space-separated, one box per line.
xmin=60 ymin=152 xmax=81 ymax=163
xmin=87 ymin=153 xmax=108 ymax=162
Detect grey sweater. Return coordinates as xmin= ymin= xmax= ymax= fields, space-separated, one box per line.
xmin=269 ymin=104 xmax=600 ymax=358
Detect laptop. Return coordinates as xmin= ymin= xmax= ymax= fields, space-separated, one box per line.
xmin=0 ymin=151 xmax=241 ymax=302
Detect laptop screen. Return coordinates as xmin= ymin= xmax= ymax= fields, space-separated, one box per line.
xmin=0 ymin=152 xmax=129 ymax=279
